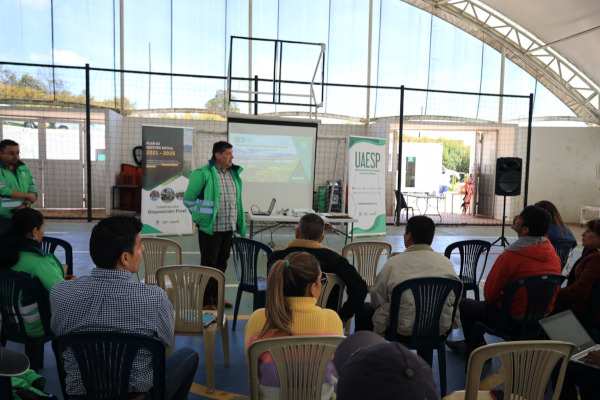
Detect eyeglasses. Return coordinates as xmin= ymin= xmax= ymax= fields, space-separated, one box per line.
xmin=315 ymin=272 xmax=327 ymax=285
xmin=3 ymin=151 xmax=19 ymax=156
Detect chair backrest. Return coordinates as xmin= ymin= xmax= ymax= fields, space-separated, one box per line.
xmin=464 ymin=340 xmax=575 ymax=400
xmin=316 ymin=273 xmax=345 ymax=313
xmin=156 ymin=265 xmax=226 ymax=335
xmin=495 ymin=274 xmax=565 ymax=339
xmin=40 ymin=236 xmax=74 ymax=276
xmin=52 ymin=332 xmax=166 ymax=400
xmin=247 ymin=335 xmax=345 ymax=400
xmin=444 ymin=240 xmax=491 ymax=287
xmin=341 ymin=241 xmax=392 ymax=288
xmin=231 ymin=237 xmax=273 ymax=287
xmin=385 ymin=277 xmax=463 ymax=347
xmin=141 ymin=237 xmax=182 ymax=285
xmin=0 ymin=269 xmax=53 ymax=341
xmin=394 ymin=190 xmax=409 ymax=209
xmin=551 ymin=239 xmax=577 ymax=271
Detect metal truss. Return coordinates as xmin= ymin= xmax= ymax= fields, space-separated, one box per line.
xmin=404 ymin=0 xmax=600 ymax=124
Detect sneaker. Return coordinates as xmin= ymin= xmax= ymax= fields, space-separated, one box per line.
xmin=224 ymin=300 xmax=233 ymax=308
xmin=446 ymin=340 xmax=468 ymax=356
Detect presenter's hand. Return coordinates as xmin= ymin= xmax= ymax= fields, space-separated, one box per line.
xmin=26 ymin=193 xmax=38 ymax=203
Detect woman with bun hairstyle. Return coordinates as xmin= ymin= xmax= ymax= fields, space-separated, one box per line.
xmin=245 ymin=251 xmax=343 ymax=400
xmin=0 ymin=208 xmax=66 ymax=337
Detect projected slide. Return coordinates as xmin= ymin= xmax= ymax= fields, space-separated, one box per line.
xmin=231 ymin=134 xmax=313 ymax=183
xmin=228 ymin=118 xmax=318 ymax=211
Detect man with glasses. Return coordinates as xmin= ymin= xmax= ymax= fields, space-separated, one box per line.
xmin=0 ymin=139 xmax=38 ymax=233
xmin=268 ymin=213 xmax=368 ymax=331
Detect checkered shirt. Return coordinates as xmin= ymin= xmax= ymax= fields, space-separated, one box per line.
xmin=49 ymin=268 xmax=174 ymax=395
xmin=214 ymin=165 xmax=237 ymax=232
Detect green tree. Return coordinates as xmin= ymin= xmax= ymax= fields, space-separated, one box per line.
xmin=205 ymin=89 xmax=239 ymax=113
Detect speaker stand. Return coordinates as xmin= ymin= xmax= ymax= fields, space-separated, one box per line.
xmin=491 ymin=195 xmax=510 ymax=248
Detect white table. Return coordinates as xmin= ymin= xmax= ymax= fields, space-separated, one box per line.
xmin=405 ymin=193 xmax=445 ymax=221
xmin=247 ymin=212 xmax=357 ymax=244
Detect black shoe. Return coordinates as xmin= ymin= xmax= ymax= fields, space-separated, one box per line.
xmin=446 ymin=340 xmax=468 ymax=356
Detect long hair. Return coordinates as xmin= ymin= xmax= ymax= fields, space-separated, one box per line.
xmin=535 ymin=200 xmax=568 ymax=235
xmin=258 ymin=252 xmax=321 ymax=337
xmin=0 ymin=208 xmax=44 ymax=269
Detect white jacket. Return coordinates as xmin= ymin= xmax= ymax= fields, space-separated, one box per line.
xmin=371 ymin=244 xmax=462 ymax=336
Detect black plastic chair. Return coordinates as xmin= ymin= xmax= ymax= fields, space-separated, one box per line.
xmin=52 ymin=332 xmax=166 ymax=400
xmin=444 ymin=240 xmax=491 ymax=301
xmin=385 ymin=277 xmax=463 ymax=397
xmin=0 ymin=269 xmax=54 ymax=371
xmin=394 ymin=190 xmax=414 ymax=222
xmin=41 ymin=236 xmax=74 ymax=276
xmin=551 ymin=239 xmax=577 ymax=272
xmin=472 ymin=274 xmax=565 ymax=346
xmin=230 ymin=237 xmax=273 ymax=330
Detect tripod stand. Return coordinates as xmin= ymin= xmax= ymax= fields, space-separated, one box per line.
xmin=491 ymin=194 xmax=510 ymax=247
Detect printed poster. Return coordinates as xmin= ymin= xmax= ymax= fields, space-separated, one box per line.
xmin=347 ymin=136 xmax=387 ymax=236
xmin=141 ymin=125 xmax=193 ymax=235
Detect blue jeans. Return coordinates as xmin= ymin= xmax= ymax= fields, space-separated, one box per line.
xmin=165 ymin=348 xmax=199 ymax=400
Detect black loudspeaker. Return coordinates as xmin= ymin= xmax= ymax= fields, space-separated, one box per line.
xmin=495 ymin=157 xmax=522 ymax=196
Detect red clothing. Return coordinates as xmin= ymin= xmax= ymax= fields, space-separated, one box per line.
xmin=483 ymin=238 xmax=561 ymax=315
xmin=557 ymin=250 xmax=600 ymax=322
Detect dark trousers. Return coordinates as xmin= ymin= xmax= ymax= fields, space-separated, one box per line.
xmin=198 ymin=230 xmax=233 ymax=304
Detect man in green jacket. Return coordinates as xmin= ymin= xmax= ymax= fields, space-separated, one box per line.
xmin=0 ymin=139 xmax=38 ymax=234
xmin=183 ymin=141 xmax=245 ymax=308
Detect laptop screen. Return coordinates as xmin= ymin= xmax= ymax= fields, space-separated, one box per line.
xmin=539 ymin=310 xmax=596 ymax=353
xmin=267 ymin=198 xmax=276 ymax=213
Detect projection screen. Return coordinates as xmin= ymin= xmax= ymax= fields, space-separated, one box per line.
xmin=227 ymin=117 xmax=318 ymax=212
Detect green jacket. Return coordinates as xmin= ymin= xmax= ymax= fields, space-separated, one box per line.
xmin=0 ymin=159 xmax=38 ymax=218
xmin=183 ymin=159 xmax=246 ymax=236
xmin=11 ymin=244 xmax=64 ymax=338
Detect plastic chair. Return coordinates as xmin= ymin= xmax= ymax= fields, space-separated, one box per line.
xmin=247 ymin=335 xmax=345 ymax=400
xmin=444 ymin=240 xmax=491 ymax=301
xmin=138 ymin=237 xmax=182 ymax=285
xmin=156 ymin=265 xmax=229 ymax=394
xmin=472 ymin=274 xmax=565 ymax=345
xmin=394 ymin=190 xmax=414 ymax=222
xmin=316 ymin=273 xmax=345 ymax=313
xmin=341 ymin=241 xmax=392 ymax=289
xmin=52 ymin=332 xmax=166 ymax=400
xmin=385 ymin=277 xmax=463 ymax=397
xmin=230 ymin=237 xmax=273 ymax=330
xmin=0 ymin=269 xmax=54 ymax=371
xmin=40 ymin=236 xmax=74 ymax=276
xmin=551 ymin=239 xmax=577 ymax=272
xmin=463 ymin=340 xmax=575 ymax=400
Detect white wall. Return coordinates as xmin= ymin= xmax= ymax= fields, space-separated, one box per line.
xmin=529 ymin=127 xmax=600 ymax=223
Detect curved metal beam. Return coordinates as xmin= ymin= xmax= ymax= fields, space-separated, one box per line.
xmin=402 ymin=0 xmax=600 ymax=125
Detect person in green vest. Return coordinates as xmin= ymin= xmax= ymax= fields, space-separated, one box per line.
xmin=0 ymin=208 xmax=66 ymax=337
xmin=0 ymin=139 xmax=39 ymax=234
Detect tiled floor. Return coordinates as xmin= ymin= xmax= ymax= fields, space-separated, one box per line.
xmin=5 ymin=220 xmax=583 ymax=399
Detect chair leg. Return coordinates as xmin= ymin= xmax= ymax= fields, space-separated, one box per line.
xmin=204 ymin=328 xmax=217 ymax=393
xmin=438 ymin=343 xmax=447 ymax=397
xmin=25 ymin=340 xmax=45 ymax=372
xmin=232 ymin=287 xmax=243 ymax=331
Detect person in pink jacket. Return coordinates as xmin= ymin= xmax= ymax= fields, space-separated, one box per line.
xmin=446 ymin=205 xmax=562 ymax=356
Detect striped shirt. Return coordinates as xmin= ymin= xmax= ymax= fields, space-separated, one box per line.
xmin=214 ymin=165 xmax=237 ymax=232
xmin=50 ymin=268 xmax=174 ymax=395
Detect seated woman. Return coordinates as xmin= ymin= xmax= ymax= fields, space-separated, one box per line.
xmin=0 ymin=208 xmax=66 ymax=337
xmin=535 ymin=200 xmax=576 ymax=244
xmin=245 ymin=251 xmax=343 ymax=400
xmin=560 ymin=350 xmax=600 ymax=400
xmin=555 ymin=219 xmax=600 ymax=324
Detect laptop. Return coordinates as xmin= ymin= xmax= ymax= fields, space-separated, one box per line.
xmin=253 ymin=198 xmax=276 ymax=216
xmin=539 ymin=310 xmax=600 ymax=368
